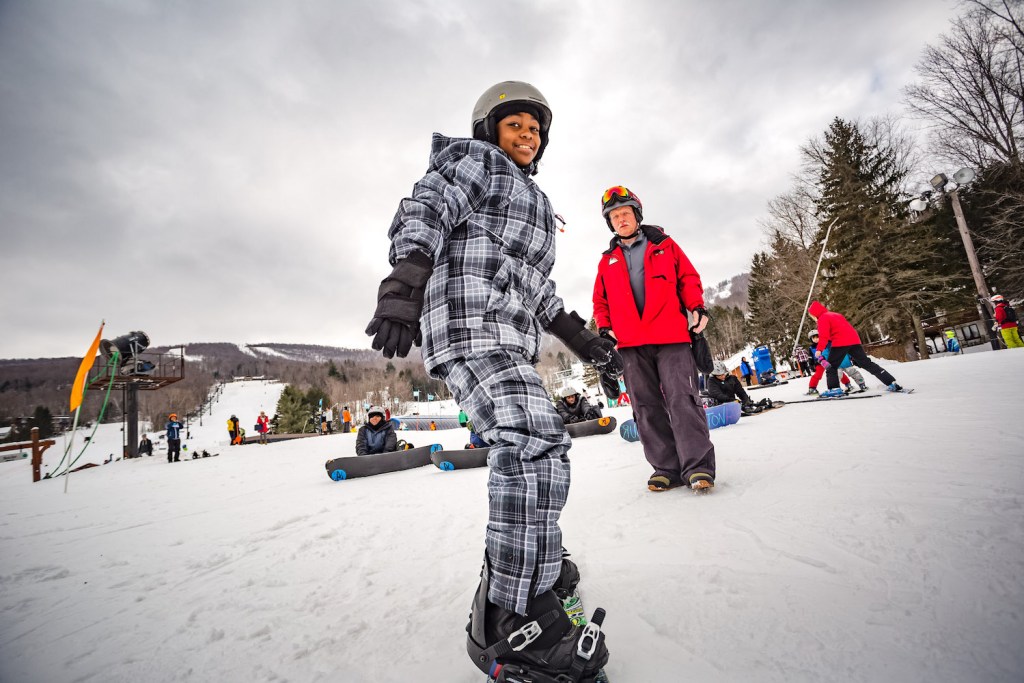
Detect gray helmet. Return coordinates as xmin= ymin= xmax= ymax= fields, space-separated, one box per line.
xmin=367 ymin=405 xmax=385 ymax=420
xmin=472 ymin=81 xmax=552 ymax=171
xmin=557 ymin=385 xmax=579 ymax=399
xmin=712 ymin=360 xmax=728 ymax=376
xmin=808 ymin=329 xmax=819 ymax=341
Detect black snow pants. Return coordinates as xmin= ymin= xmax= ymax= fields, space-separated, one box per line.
xmin=825 ymin=344 xmax=896 ymax=390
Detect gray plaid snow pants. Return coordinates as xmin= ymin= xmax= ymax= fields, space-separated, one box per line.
xmin=435 ymin=351 xmax=571 ymax=615
xmin=620 ymin=343 xmax=716 ymax=484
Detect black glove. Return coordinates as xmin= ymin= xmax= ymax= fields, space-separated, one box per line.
xmin=599 ymin=368 xmax=623 ymax=400
xmin=598 ymin=327 xmax=618 ymax=345
xmin=548 ymin=310 xmax=623 ymax=374
xmin=688 ymin=306 xmax=711 ymax=333
xmin=365 ymin=250 xmax=433 ymax=358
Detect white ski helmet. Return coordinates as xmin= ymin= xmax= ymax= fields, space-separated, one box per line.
xmin=472 ymin=81 xmax=552 ymax=172
xmin=367 ymin=405 xmax=386 ymax=420
xmin=557 ymin=385 xmax=579 ymax=399
xmin=712 ymin=361 xmax=728 ymax=376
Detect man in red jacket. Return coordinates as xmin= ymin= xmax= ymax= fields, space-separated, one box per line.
xmin=808 ymin=300 xmax=905 ymax=396
xmin=593 ymin=186 xmax=716 ymax=493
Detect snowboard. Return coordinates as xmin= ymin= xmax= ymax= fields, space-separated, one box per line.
xmin=565 ymin=416 xmax=617 ymax=438
xmin=431 ymin=447 xmax=490 ymax=471
xmin=619 ymin=419 xmax=639 ymax=442
xmin=187 ymin=449 xmax=220 ymax=460
xmin=785 ymin=394 xmax=882 ymax=405
xmin=706 ymin=401 xmax=741 ymax=429
xmin=325 ymin=444 xmax=440 ymax=480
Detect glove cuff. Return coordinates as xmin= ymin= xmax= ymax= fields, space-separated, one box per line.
xmin=389 ymin=250 xmax=434 ymax=288
xmin=547 ymin=310 xmax=591 ymax=349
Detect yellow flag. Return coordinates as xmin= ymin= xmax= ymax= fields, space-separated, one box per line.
xmin=70 ymin=323 xmax=104 ymax=413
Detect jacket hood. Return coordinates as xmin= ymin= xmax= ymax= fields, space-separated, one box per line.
xmin=429 ymin=133 xmax=537 ymax=176
xmin=809 ymin=301 xmax=828 ymax=317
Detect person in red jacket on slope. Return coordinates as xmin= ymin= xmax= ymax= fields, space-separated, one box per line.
xmin=808 ymin=300 xmax=905 ymax=396
xmin=592 ymin=186 xmax=716 ymax=493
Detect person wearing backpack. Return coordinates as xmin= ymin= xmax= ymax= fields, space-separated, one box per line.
xmin=992 ymin=294 xmax=1023 ymax=348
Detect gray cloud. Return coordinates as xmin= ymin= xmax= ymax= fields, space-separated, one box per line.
xmin=0 ymin=0 xmax=956 ymax=358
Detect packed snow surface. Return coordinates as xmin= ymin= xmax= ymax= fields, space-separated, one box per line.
xmin=1 ymin=352 xmax=1023 ymax=682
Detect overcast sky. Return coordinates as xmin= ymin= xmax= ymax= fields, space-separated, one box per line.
xmin=0 ymin=0 xmax=959 ymax=360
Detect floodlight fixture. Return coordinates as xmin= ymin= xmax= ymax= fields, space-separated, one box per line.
xmin=952 ymin=167 xmax=976 ymax=185
xmin=908 ymin=197 xmax=929 ymax=213
xmin=930 ymin=173 xmax=949 ymax=192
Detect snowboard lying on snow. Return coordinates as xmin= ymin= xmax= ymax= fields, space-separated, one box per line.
xmin=325 ymin=444 xmax=440 ymax=481
xmin=432 ymin=417 xmax=617 ymax=471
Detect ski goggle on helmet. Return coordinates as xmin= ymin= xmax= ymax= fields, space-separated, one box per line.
xmin=601 ymin=186 xmax=643 ymax=228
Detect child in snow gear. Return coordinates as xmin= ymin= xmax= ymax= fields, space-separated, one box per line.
xmin=165 ymin=414 xmax=182 ymax=462
xmin=808 ymin=301 xmax=905 ymax=393
xmin=227 ymin=415 xmax=240 ymax=445
xmin=365 ymin=80 xmax=620 ymax=677
xmin=256 ymin=411 xmax=270 ymax=444
xmin=138 ymin=434 xmax=153 ymax=457
xmin=805 ymin=330 xmax=866 ymax=395
xmin=554 ymin=387 xmax=603 ymax=424
xmin=992 ymin=295 xmax=1023 ymax=348
xmin=593 ymin=185 xmax=716 ymax=493
xmin=944 ymin=330 xmax=963 ymax=354
xmin=355 ymin=406 xmax=398 ymax=455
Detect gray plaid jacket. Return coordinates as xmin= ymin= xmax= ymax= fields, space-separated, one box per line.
xmin=388 ymin=134 xmax=565 ymax=373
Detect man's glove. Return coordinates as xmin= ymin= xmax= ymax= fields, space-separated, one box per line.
xmin=548 ymin=310 xmax=623 ymax=374
xmin=688 ymin=306 xmax=710 ymax=333
xmin=598 ymin=327 xmax=617 ymax=345
xmin=599 ymin=368 xmax=623 ymax=400
xmin=365 ymin=251 xmax=433 ymax=358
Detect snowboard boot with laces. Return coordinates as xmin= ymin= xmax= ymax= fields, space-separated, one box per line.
xmin=467 ymin=557 xmax=609 ymax=682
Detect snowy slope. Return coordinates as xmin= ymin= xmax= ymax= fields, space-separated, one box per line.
xmin=1 ymin=356 xmax=1023 ymax=682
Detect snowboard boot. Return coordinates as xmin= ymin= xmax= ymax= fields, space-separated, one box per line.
xmin=843 ymin=384 xmax=852 ymax=394
xmin=805 ymin=387 xmax=819 ymax=396
xmin=887 ymin=383 xmax=905 ymax=393
xmin=857 ymin=382 xmax=868 ymax=393
xmin=647 ymin=474 xmax=684 ymax=491
xmin=467 ymin=559 xmax=609 ymax=682
xmin=740 ymin=402 xmax=762 ymax=416
xmin=689 ymin=472 xmax=715 ymax=493
xmin=819 ymin=388 xmax=844 ymax=398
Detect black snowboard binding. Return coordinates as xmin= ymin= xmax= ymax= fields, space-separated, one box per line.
xmin=466 ymin=556 xmax=609 ymax=682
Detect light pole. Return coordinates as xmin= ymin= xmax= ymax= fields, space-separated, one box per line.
xmin=792 ymin=216 xmax=840 ymax=360
xmin=909 ymin=167 xmax=1000 ymax=350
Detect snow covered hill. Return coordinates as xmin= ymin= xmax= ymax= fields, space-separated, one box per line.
xmin=1 ymin=353 xmax=1023 ymax=682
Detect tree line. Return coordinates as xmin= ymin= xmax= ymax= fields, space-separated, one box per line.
xmin=745 ymin=0 xmax=1023 ymax=359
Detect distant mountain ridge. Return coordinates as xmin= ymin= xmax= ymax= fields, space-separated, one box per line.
xmin=704 ymin=272 xmax=750 ymax=312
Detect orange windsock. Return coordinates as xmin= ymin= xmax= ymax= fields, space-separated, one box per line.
xmin=70 ymin=322 xmax=104 ymax=412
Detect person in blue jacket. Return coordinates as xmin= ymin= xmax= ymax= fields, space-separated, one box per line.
xmin=740 ymin=357 xmax=754 ymax=386
xmin=165 ymin=413 xmax=182 ymax=463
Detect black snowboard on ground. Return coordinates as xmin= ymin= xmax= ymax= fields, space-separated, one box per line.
xmin=565 ymin=416 xmax=617 ymax=438
xmin=433 ymin=417 xmax=618 ymax=472
xmin=325 ymin=444 xmax=440 ymax=481
xmin=431 ymin=447 xmax=490 ymax=470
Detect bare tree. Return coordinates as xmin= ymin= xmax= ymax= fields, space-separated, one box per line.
xmin=904 ymin=8 xmax=1024 ymax=167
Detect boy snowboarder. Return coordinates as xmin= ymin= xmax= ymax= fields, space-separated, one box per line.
xmin=365 ymin=81 xmax=613 ymax=679
xmin=706 ymin=361 xmax=772 ymax=414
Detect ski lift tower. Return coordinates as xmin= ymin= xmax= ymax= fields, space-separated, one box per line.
xmin=85 ymin=332 xmax=185 ymax=458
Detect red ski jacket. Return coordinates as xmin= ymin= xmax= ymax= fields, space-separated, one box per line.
xmin=592 ymin=225 xmax=704 ymax=349
xmin=809 ymin=301 xmax=861 ymax=352
xmin=994 ymin=301 xmax=1018 ymax=329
